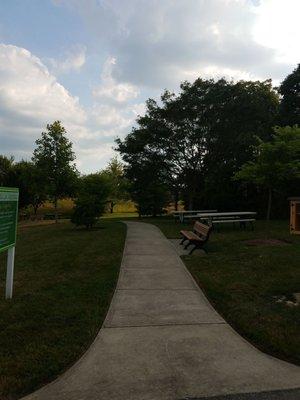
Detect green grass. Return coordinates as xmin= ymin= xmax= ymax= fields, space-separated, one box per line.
xmin=0 ymin=220 xmax=126 ymax=400
xmin=141 ymin=217 xmax=300 ymax=365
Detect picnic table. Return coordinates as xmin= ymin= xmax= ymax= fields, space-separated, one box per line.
xmin=173 ymin=210 xmax=217 ymax=223
xmin=197 ymin=211 xmax=257 ymax=230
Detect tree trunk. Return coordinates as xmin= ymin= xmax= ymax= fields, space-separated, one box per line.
xmin=54 ymin=197 xmax=58 ymax=224
xmin=188 ymin=196 xmax=193 ymax=211
xmin=110 ymin=201 xmax=114 ymax=214
xmin=174 ymin=200 xmax=178 ymax=211
xmin=266 ymin=187 xmax=272 ymax=220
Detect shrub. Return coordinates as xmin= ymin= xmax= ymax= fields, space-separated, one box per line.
xmin=71 ymin=173 xmax=110 ymax=229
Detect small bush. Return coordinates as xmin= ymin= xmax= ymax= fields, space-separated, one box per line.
xmin=71 ymin=174 xmax=110 ymax=229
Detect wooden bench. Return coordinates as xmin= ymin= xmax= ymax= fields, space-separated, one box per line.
xmin=180 ymin=221 xmax=212 ymax=255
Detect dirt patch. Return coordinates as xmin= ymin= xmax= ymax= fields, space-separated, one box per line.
xmin=244 ymin=238 xmax=291 ymax=246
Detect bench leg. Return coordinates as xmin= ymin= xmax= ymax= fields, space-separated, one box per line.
xmin=180 ymin=237 xmax=187 ymax=245
xmin=240 ymin=221 xmax=246 ymax=230
xmin=189 ymin=244 xmax=206 ymax=255
xmin=184 ymin=241 xmax=192 ymax=250
xmin=189 ymin=245 xmax=198 ymax=255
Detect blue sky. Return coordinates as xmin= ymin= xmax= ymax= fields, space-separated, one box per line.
xmin=0 ymin=0 xmax=299 ymax=172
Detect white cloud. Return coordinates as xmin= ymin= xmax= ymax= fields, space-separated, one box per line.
xmin=131 ymin=102 xmax=146 ymax=118
xmin=253 ymin=0 xmax=300 ymax=65
xmin=0 ymin=44 xmax=142 ymax=172
xmin=76 ymin=143 xmax=116 ymax=172
xmin=182 ymin=65 xmax=258 ymax=82
xmin=90 ymin=105 xmax=133 ymax=131
xmin=60 ymin=0 xmax=294 ymax=89
xmin=47 ymin=45 xmax=86 ymax=74
xmin=0 ymin=44 xmax=86 ymax=132
xmin=93 ymin=56 xmax=139 ymax=103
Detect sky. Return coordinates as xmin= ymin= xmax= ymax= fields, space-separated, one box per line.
xmin=0 ymin=0 xmax=299 ymax=173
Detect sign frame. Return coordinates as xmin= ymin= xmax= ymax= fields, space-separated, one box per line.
xmin=0 ymin=187 xmax=19 ymax=299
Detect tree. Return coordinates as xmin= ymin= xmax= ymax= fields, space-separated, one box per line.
xmin=234 ymin=126 xmax=300 ymax=220
xmin=101 ymin=157 xmax=129 ymax=213
xmin=32 ymin=121 xmax=78 ymax=222
xmin=0 ymin=155 xmax=14 ymax=186
xmin=117 ymin=77 xmax=279 ymax=211
xmin=12 ymin=161 xmax=47 ymax=213
xmin=125 ymin=157 xmax=170 ymax=217
xmin=71 ymin=173 xmax=110 ymax=229
xmin=279 ymin=64 xmax=300 ymax=126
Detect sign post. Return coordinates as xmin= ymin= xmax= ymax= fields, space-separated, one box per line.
xmin=0 ymin=187 xmax=19 ymax=299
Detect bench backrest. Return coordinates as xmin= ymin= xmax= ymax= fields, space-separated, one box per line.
xmin=193 ymin=221 xmax=212 ymax=239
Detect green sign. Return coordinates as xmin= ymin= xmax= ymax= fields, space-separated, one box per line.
xmin=0 ymin=187 xmax=19 ymax=253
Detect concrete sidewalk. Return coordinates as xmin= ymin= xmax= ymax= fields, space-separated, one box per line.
xmin=24 ymin=222 xmax=300 ymax=400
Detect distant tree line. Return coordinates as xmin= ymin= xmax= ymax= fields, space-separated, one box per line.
xmin=116 ymin=64 xmax=300 ymax=219
xmin=1 ymin=121 xmax=128 ymax=228
xmin=1 ymin=65 xmax=299 ymax=223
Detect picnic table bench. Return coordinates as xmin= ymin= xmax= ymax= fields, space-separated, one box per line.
xmin=180 ymin=221 xmax=212 ymax=254
xmin=173 ymin=210 xmax=217 ymax=223
xmin=198 ymin=211 xmax=256 ymax=230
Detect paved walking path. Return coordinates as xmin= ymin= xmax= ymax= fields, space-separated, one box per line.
xmin=24 ymin=222 xmax=300 ymax=400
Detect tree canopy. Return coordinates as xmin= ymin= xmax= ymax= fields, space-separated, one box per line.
xmin=71 ymin=173 xmax=111 ymax=228
xmin=11 ymin=161 xmax=47 ymax=212
xmin=0 ymin=155 xmax=14 ymax=186
xmin=116 ymin=77 xmax=279 ymax=214
xmin=32 ymin=121 xmax=78 ymax=221
xmin=234 ymin=126 xmax=300 ymax=219
xmin=101 ymin=157 xmax=129 ymax=213
xmin=279 ymin=64 xmax=300 ymax=126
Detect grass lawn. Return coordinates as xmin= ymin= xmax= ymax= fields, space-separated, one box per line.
xmin=0 ymin=220 xmax=126 ymax=400
xmin=141 ymin=217 xmax=300 ymax=366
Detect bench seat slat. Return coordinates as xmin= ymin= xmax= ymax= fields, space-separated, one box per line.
xmin=180 ymin=230 xmax=203 ymax=241
xmin=212 ymin=218 xmax=255 ymax=224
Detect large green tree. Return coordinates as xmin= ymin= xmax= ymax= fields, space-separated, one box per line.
xmin=279 ymin=64 xmax=300 ymax=126
xmin=234 ymin=126 xmax=300 ymax=220
xmin=117 ymin=77 xmax=279 ymax=211
xmin=32 ymin=121 xmax=78 ymax=222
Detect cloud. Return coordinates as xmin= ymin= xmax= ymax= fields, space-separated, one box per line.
xmin=0 ymin=44 xmax=141 ymax=172
xmin=0 ymin=44 xmax=86 ymax=133
xmin=93 ymin=56 xmax=139 ymax=103
xmin=58 ymin=0 xmax=291 ymax=89
xmin=47 ymin=45 xmax=86 ymax=74
xmin=253 ymin=0 xmax=300 ymax=65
